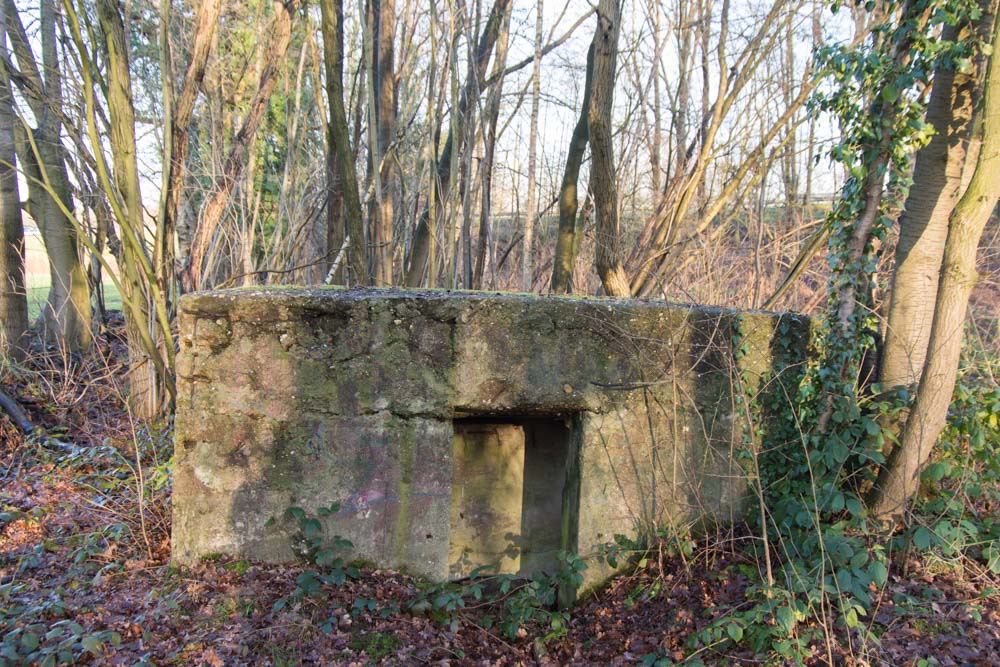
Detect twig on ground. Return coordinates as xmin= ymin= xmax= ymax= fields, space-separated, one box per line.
xmin=0 ymin=387 xmax=36 ymax=434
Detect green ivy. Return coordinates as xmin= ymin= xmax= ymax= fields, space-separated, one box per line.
xmin=708 ymin=1 xmax=988 ymax=662
xmin=0 ymin=585 xmax=121 ymax=666
xmin=270 ymin=503 xmax=358 ymax=612
xmin=901 ymin=345 xmax=1000 ymax=571
xmin=406 ymin=551 xmax=586 ymax=641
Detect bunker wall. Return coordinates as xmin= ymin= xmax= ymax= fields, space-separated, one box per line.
xmin=172 ymin=288 xmax=808 ymax=589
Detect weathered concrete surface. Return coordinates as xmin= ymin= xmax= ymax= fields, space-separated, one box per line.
xmin=173 ymin=288 xmax=808 ymax=590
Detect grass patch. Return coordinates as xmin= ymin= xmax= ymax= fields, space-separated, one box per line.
xmin=26 ymin=276 xmax=122 ymax=321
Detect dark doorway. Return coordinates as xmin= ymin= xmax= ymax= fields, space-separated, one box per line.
xmin=449 ymin=417 xmax=572 ymax=578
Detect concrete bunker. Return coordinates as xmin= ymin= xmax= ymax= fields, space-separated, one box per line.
xmin=171 ymin=288 xmax=808 ymax=594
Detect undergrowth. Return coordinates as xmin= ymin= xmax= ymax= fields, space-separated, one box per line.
xmin=272 ymin=502 xmax=587 ymax=645
xmin=672 ymin=2 xmax=1000 ymax=662
xmin=899 ymin=344 xmax=1000 ymax=574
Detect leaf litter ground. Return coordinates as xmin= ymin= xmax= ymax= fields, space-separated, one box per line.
xmin=1 ymin=328 xmax=998 ymax=665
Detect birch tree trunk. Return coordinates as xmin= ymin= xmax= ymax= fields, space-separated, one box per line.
xmin=522 ymin=0 xmax=543 ymax=291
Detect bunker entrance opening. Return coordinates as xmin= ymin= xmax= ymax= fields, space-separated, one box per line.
xmin=449 ymin=416 xmax=574 ymax=579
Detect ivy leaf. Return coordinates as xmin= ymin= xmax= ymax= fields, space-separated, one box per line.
xmin=831 ymin=492 xmax=845 ymax=513
xmin=776 ymin=606 xmax=795 ymax=635
xmin=869 ymin=560 xmax=888 ymax=587
xmin=912 ymin=526 xmax=935 ymax=550
xmin=922 ymin=462 xmax=950 ymax=482
xmin=301 ymin=518 xmax=322 ymax=536
xmin=846 ymin=497 xmax=864 ymax=518
xmin=881 ymin=82 xmax=899 ymax=103
xmin=81 ymin=635 xmax=104 ymax=656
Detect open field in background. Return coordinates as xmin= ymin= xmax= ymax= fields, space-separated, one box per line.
xmin=23 ymin=226 xmax=121 ymax=321
xmin=23 ymin=276 xmax=122 ymax=322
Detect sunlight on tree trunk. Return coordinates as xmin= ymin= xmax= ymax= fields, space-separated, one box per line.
xmin=404 ymin=0 xmax=511 ymax=287
xmin=874 ymin=8 xmax=1000 ymax=520
xmin=10 ymin=0 xmax=91 ymax=351
xmin=159 ymin=0 xmax=222 ymax=301
xmin=880 ymin=8 xmax=993 ymax=393
xmin=84 ymin=0 xmax=175 ymax=417
xmin=375 ymin=0 xmax=397 ymax=286
xmin=0 ymin=2 xmax=26 ymax=362
xmin=522 ymin=0 xmax=543 ymax=292
xmin=474 ymin=6 xmax=512 ymax=290
xmin=321 ymin=0 xmax=367 ymax=286
xmin=589 ymin=0 xmax=630 ymax=298
xmin=550 ymin=43 xmax=593 ymax=294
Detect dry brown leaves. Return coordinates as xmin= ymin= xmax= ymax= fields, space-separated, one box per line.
xmin=1 ymin=329 xmax=999 ymax=665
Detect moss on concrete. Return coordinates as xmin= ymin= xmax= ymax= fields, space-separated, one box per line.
xmin=173 ymin=288 xmax=810 ymax=594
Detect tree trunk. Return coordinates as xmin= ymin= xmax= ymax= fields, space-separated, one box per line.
xmin=320 ymin=0 xmax=368 ymax=286
xmin=873 ymin=9 xmax=1000 ymax=521
xmin=160 ymin=0 xmax=222 ymax=298
xmin=550 ymin=43 xmax=594 ymax=294
xmin=588 ymin=0 xmax=630 ymax=298
xmin=426 ymin=2 xmax=439 ymax=287
xmin=325 ymin=120 xmax=346 ymax=282
xmin=18 ymin=0 xmax=91 ymax=351
xmin=24 ymin=131 xmax=92 ymax=352
xmin=473 ymin=5 xmax=512 ymax=290
xmin=458 ymin=0 xmax=482 ymax=289
xmin=879 ymin=6 xmax=994 ymax=391
xmin=780 ymin=17 xmax=799 ymax=207
xmin=403 ymin=0 xmax=511 ymax=286
xmin=94 ymin=0 xmax=174 ymax=417
xmin=674 ymin=0 xmax=692 ymax=176
xmin=648 ymin=0 xmax=663 ymax=197
xmin=186 ymin=0 xmax=301 ymax=291
xmin=444 ymin=0 xmax=463 ymax=287
xmin=373 ymin=0 xmax=397 ymax=285
xmin=0 ymin=3 xmax=26 ymax=362
xmin=521 ymin=0 xmax=543 ymax=292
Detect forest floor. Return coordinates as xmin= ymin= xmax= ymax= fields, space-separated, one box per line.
xmin=1 ymin=323 xmax=999 ymax=666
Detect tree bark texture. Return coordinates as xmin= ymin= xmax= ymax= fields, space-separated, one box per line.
xmin=588 ymin=0 xmax=630 ymax=297
xmin=373 ymin=0 xmax=396 ymax=285
xmin=97 ymin=0 xmax=156 ymax=414
xmin=12 ymin=0 xmax=91 ymax=350
xmin=0 ymin=2 xmax=26 ymax=362
xmin=474 ymin=4 xmax=512 ymax=290
xmin=550 ymin=43 xmax=594 ymax=294
xmin=880 ymin=4 xmax=996 ymax=391
xmin=403 ymin=0 xmax=511 ymax=287
xmin=321 ymin=0 xmax=368 ymax=286
xmin=161 ymin=0 xmax=222 ymax=297
xmin=874 ymin=8 xmax=1000 ymax=520
xmin=522 ymin=0 xmax=543 ymax=291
